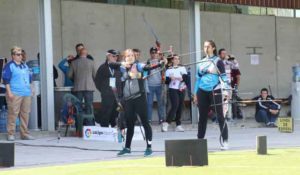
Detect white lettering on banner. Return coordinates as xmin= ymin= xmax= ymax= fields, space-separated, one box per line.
xmin=83 ymin=126 xmax=144 ymax=142
xmin=83 ymin=126 xmax=117 ymax=142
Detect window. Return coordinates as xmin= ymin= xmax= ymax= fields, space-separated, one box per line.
xmin=63 ymin=0 xmax=188 ymax=9
xmin=296 ymin=10 xmax=300 ymax=18
xmin=277 ymin=9 xmax=294 ymax=17
xmin=201 ymin=3 xmax=237 ymax=13
xmin=198 ymin=2 xmax=297 ymax=18
xmin=267 ymin=8 xmax=277 ymax=16
xmin=247 ymin=6 xmax=267 ymax=15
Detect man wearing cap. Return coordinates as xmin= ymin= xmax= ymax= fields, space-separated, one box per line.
xmin=95 ymin=49 xmax=122 ymax=127
xmin=146 ymin=47 xmax=165 ymax=123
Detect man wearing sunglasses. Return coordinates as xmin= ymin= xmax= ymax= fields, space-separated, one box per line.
xmin=95 ymin=49 xmax=122 ymax=127
xmin=2 ymin=46 xmax=35 ymax=141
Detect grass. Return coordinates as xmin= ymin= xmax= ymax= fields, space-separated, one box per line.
xmin=1 ymin=148 xmax=300 ymax=175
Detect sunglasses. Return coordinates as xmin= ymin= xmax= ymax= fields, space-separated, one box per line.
xmin=13 ymin=53 xmax=22 ymax=56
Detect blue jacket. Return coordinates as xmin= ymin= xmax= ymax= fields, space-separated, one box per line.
xmin=2 ymin=61 xmax=32 ymax=96
xmin=194 ymin=56 xmax=228 ymax=93
xmin=58 ymin=58 xmax=73 ymax=87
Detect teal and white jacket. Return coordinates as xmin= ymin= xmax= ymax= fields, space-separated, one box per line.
xmin=194 ymin=55 xmax=229 ymax=93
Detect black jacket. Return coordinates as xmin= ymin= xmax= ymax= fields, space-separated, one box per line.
xmin=253 ymin=95 xmax=281 ymax=114
xmin=95 ymin=61 xmax=122 ymax=99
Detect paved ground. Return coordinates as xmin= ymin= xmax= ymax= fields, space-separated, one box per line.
xmin=0 ymin=119 xmax=299 ymax=168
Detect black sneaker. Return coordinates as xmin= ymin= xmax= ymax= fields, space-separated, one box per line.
xmin=144 ymin=148 xmax=153 ymax=157
xmin=117 ymin=148 xmax=131 ymax=156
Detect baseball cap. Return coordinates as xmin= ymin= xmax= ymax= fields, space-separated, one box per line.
xmin=149 ymin=47 xmax=158 ymax=53
xmin=107 ymin=49 xmax=120 ymax=56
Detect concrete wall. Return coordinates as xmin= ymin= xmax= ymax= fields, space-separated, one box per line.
xmin=200 ymin=12 xmax=231 ymax=52
xmin=1 ymin=0 xmax=299 ymax=101
xmin=60 ymin=1 xmax=190 ymax=63
xmin=0 ymin=0 xmax=63 ymax=86
xmin=0 ymin=0 xmax=39 ymax=59
xmin=60 ymin=1 xmax=190 ymax=101
xmin=276 ymin=17 xmax=300 ymax=97
xmin=200 ymin=11 xmax=300 ymax=98
xmin=230 ymin=14 xmax=277 ymax=97
xmin=0 ymin=0 xmax=190 ymax=105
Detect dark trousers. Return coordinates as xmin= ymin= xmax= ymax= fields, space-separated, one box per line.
xmin=197 ymin=89 xmax=228 ymax=141
xmin=124 ymin=93 xmax=152 ymax=149
xmin=97 ymin=95 xmax=118 ymax=127
xmin=166 ymin=88 xmax=185 ymax=126
xmin=74 ymin=91 xmax=93 ymax=114
xmin=232 ymin=93 xmax=243 ymax=119
xmin=255 ymin=104 xmax=279 ymax=124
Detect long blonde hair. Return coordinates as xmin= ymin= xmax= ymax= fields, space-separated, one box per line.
xmin=122 ymin=49 xmax=136 ymax=64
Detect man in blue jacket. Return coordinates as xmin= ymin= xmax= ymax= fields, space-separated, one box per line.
xmin=253 ymin=88 xmax=281 ymax=127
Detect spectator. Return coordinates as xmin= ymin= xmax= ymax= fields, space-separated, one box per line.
xmin=0 ymin=57 xmax=7 ymax=114
xmin=218 ymin=48 xmax=232 ymax=120
xmin=53 ymin=66 xmax=58 ymax=87
xmin=2 ymin=46 xmax=35 ymax=141
xmin=133 ymin=48 xmax=150 ymax=95
xmin=146 ymin=47 xmax=165 ymax=123
xmin=21 ymin=49 xmax=27 ymax=63
xmin=37 ymin=53 xmax=58 ymax=87
xmin=95 ymin=49 xmax=122 ymax=127
xmin=68 ymin=48 xmax=96 ymax=115
xmin=132 ymin=48 xmax=141 ymax=60
xmin=162 ymin=54 xmax=188 ymax=132
xmin=58 ymin=55 xmax=75 ymax=87
xmin=74 ymin=43 xmax=94 ymax=61
xmin=253 ymin=88 xmax=280 ymax=127
xmin=228 ymin=55 xmax=241 ymax=88
xmin=219 ymin=49 xmax=231 ymax=86
xmin=228 ymin=55 xmax=243 ymax=119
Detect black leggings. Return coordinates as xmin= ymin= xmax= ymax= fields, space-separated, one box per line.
xmin=196 ymin=89 xmax=228 ymax=141
xmin=124 ymin=93 xmax=152 ymax=149
xmin=166 ymin=88 xmax=185 ymax=125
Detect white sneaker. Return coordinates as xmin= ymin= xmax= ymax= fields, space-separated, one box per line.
xmin=220 ymin=141 xmax=229 ymax=150
xmin=175 ymin=125 xmax=184 ymax=132
xmin=161 ymin=122 xmax=168 ymax=132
